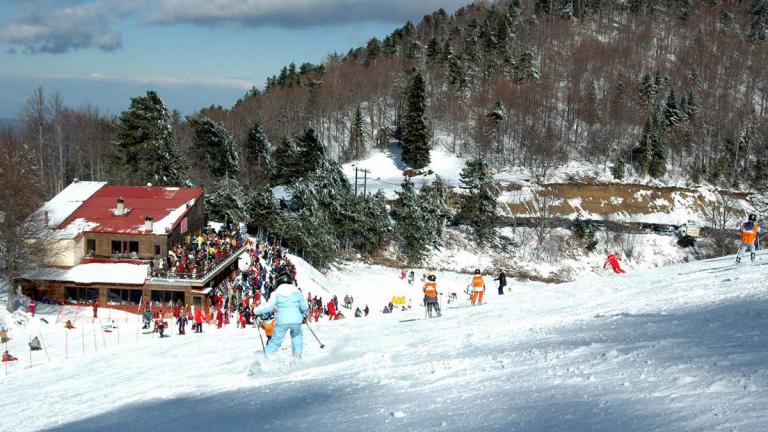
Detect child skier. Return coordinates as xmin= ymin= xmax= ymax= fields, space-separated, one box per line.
xmin=470 ymin=269 xmax=486 ymax=306
xmin=423 ymin=275 xmax=441 ymax=318
xmin=736 ymin=213 xmax=763 ymax=263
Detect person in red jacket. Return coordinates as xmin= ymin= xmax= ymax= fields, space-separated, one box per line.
xmin=92 ymin=300 xmax=99 ymax=318
xmin=327 ymin=298 xmax=338 ymax=321
xmin=28 ymin=301 xmax=36 ymax=317
xmin=194 ymin=307 xmax=203 ymax=333
xmin=216 ymin=308 xmax=223 ymax=329
xmin=604 ymin=253 xmax=626 ymax=274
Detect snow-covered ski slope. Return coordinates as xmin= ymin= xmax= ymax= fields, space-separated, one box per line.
xmin=3 ymin=254 xmax=768 ymax=431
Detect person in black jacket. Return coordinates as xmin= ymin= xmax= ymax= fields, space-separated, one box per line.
xmin=494 ymin=270 xmax=507 ymax=295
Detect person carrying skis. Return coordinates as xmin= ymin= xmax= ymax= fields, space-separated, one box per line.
xmin=494 ymin=270 xmax=507 ymax=295
xmin=252 ymin=273 xmax=308 ymax=359
xmin=423 ymin=275 xmax=441 ymax=318
xmin=604 ymin=253 xmax=625 ymax=274
xmin=737 ymin=213 xmax=763 ymax=263
xmin=470 ymin=269 xmax=486 ymax=306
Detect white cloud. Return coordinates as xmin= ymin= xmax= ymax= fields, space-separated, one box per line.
xmin=28 ymin=72 xmax=257 ymax=89
xmin=146 ymin=0 xmax=468 ymax=27
xmin=0 ymin=0 xmax=146 ymax=54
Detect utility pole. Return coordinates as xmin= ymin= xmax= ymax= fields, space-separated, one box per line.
xmin=361 ymin=168 xmax=371 ymax=197
xmin=354 ymin=166 xmax=359 ymax=197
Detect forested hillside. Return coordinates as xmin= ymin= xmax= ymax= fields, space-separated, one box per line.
xmin=2 ymin=0 xmax=768 ymax=269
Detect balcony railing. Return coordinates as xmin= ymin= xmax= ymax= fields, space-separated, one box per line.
xmin=148 ymin=245 xmax=247 ymax=280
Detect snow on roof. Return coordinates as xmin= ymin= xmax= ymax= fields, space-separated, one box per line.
xmin=25 ymin=262 xmax=148 ymax=285
xmin=53 ymin=184 xmax=203 ymax=237
xmin=37 ymin=181 xmax=106 ymax=228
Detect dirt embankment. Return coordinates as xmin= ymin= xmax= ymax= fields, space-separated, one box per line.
xmin=501 ymin=183 xmax=752 ymax=220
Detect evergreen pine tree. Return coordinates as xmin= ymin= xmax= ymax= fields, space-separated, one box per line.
xmin=663 ymin=88 xmax=682 ymax=128
xmin=514 ymin=50 xmax=540 ymax=82
xmin=613 ymin=155 xmax=626 ymax=180
xmin=753 ymin=158 xmax=766 ymax=188
xmin=248 ymin=185 xmax=279 ymax=231
xmin=459 ymin=158 xmax=499 ymax=243
xmin=349 ymin=192 xmax=393 ymax=254
xmin=296 ymin=128 xmax=327 ymax=174
xmin=637 ymin=116 xmax=654 ymax=175
xmin=272 ymin=137 xmax=301 ymax=184
xmin=419 ymin=176 xmax=453 ymax=245
xmin=205 ymin=177 xmax=249 ymax=225
xmin=113 ymin=91 xmax=187 ymax=186
xmin=400 ymin=72 xmax=431 ymax=169
xmin=749 ymin=0 xmax=768 ymax=42
xmin=394 ymin=177 xmax=432 ymax=265
xmin=243 ymin=122 xmax=273 ymax=185
xmin=649 ymin=121 xmax=667 ymax=178
xmin=188 ymin=117 xmax=239 ymax=179
xmin=347 ymin=105 xmax=366 ymax=162
xmin=426 ymin=37 xmax=442 ymax=65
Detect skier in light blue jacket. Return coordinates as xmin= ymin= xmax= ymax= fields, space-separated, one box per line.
xmin=252 ymin=273 xmax=308 ymax=359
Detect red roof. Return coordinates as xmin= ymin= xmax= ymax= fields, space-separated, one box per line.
xmin=58 ymin=185 xmax=203 ymax=236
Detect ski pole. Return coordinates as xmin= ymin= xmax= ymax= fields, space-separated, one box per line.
xmin=303 ymin=320 xmax=325 ymax=349
xmin=256 ymin=318 xmax=266 ymax=357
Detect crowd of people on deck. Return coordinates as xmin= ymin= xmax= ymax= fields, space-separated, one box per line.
xmin=148 ymin=226 xmax=247 ymax=278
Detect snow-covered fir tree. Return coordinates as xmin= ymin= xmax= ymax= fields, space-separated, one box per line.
xmin=113 ymin=91 xmax=187 ymax=186
xmin=272 ymin=137 xmax=301 ymax=185
xmin=459 ymin=158 xmax=499 ymax=243
xmin=419 ymin=175 xmax=453 ymax=245
xmin=244 ymin=121 xmax=273 ymax=186
xmin=400 ymin=72 xmax=431 ymax=169
xmin=394 ymin=177 xmax=432 ymax=265
xmin=188 ymin=116 xmax=239 ymax=179
xmin=205 ymin=177 xmax=249 ymax=225
xmin=348 ymin=191 xmax=393 ymax=254
xmin=346 ymin=105 xmax=366 ymax=162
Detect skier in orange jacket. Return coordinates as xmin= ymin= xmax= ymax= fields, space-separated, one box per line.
xmin=604 ymin=253 xmax=625 ymax=274
xmin=470 ymin=269 xmax=485 ymax=306
xmin=736 ymin=213 xmax=763 ymax=263
xmin=423 ymin=275 xmax=441 ymax=318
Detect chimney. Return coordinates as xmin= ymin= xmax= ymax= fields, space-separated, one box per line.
xmin=116 ymin=197 xmax=125 ymax=216
xmin=144 ymin=216 xmax=154 ymax=232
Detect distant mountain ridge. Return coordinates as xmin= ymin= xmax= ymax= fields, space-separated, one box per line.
xmin=0 ymin=117 xmax=17 ymax=128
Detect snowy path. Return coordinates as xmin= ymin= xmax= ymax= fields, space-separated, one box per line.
xmin=2 ymin=254 xmax=768 ymax=431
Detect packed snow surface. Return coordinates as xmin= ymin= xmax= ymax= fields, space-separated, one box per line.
xmin=2 ymin=253 xmax=768 ymax=431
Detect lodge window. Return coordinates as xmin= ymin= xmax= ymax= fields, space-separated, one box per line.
xmin=111 ymin=240 xmax=140 ymax=255
xmin=150 ymin=290 xmax=185 ymax=306
xmin=86 ymin=239 xmax=96 ymax=256
xmin=65 ymin=287 xmax=100 ymax=304
xmin=107 ymin=288 xmax=143 ymax=305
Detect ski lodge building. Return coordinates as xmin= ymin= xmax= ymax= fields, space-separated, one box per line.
xmin=17 ymin=181 xmax=246 ymax=312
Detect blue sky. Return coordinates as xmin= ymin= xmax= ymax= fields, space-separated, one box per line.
xmin=0 ymin=0 xmax=468 ymax=118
